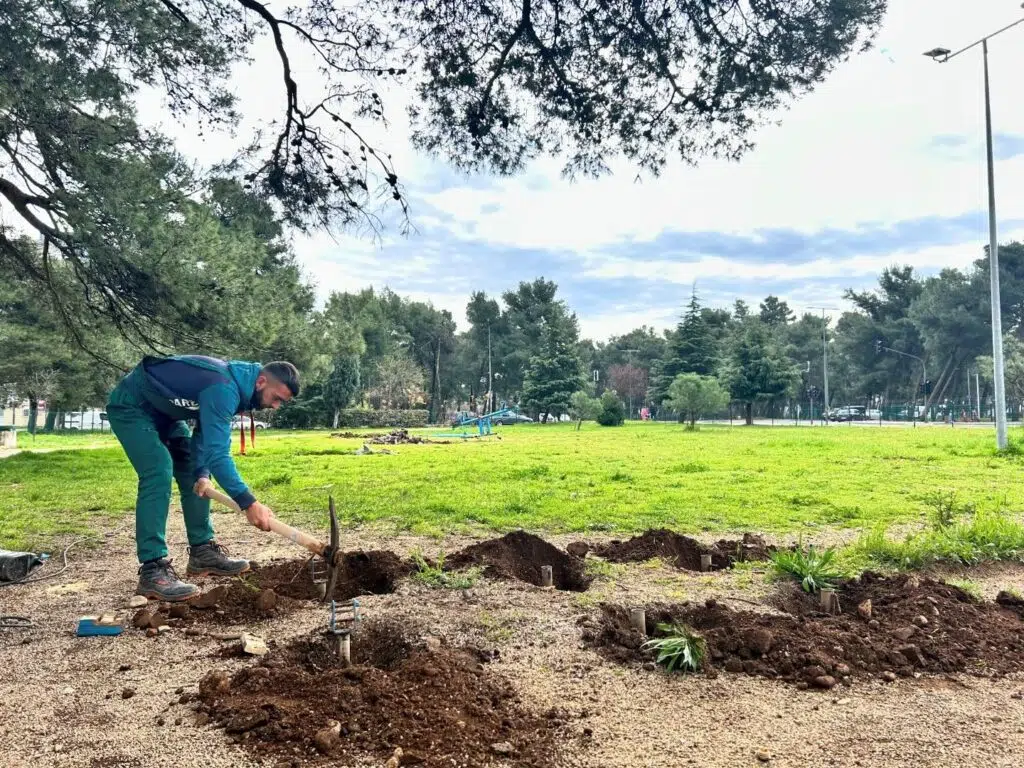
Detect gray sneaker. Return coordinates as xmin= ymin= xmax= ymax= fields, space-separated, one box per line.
xmin=186 ymin=540 xmax=250 ymax=577
xmin=137 ymin=559 xmax=199 ymax=602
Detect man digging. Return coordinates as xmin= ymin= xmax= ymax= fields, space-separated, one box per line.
xmin=106 ymin=355 xmax=300 ymax=601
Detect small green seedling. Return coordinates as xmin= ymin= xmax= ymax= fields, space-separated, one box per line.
xmin=641 ymin=622 xmax=706 ymax=673
xmin=770 ymin=541 xmax=841 ymax=593
xmin=411 ymin=550 xmax=480 ymax=590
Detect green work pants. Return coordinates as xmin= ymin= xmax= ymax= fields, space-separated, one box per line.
xmin=106 ymin=373 xmax=214 ymax=563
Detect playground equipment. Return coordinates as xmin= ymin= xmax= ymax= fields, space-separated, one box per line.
xmin=432 ymin=405 xmax=522 ymax=439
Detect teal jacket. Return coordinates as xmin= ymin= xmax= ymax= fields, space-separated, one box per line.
xmin=132 ymin=355 xmax=261 ymax=509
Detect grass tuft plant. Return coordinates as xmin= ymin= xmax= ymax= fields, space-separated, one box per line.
xmin=854 ymin=508 xmax=1024 ymax=569
xmin=642 ymin=622 xmax=706 ymax=673
xmin=770 ymin=541 xmax=841 ymax=593
xmin=411 ymin=550 xmax=481 ymax=590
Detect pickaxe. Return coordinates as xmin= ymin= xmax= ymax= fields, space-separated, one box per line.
xmin=200 ymin=488 xmax=341 ymax=602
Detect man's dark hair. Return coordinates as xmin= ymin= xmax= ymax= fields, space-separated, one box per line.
xmin=262 ymin=361 xmax=300 ymax=397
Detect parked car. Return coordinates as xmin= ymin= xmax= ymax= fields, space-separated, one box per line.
xmin=231 ymin=415 xmax=269 ymax=430
xmin=828 ymin=406 xmax=866 ymax=422
xmin=493 ymin=412 xmax=533 ymax=425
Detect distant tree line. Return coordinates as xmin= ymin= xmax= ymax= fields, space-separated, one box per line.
xmin=6 ymin=228 xmax=1024 ymax=429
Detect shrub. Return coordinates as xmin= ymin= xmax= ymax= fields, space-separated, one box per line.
xmin=335 ymin=408 xmax=429 ymax=428
xmin=770 ymin=542 xmax=841 ymax=593
xmin=642 ymin=622 xmax=706 ymax=673
xmin=596 ymin=391 xmax=626 ymax=426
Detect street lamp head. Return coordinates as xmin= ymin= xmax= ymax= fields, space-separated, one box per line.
xmin=923 ymin=47 xmax=951 ymax=61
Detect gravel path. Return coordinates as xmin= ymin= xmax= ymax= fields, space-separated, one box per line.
xmin=2 ymin=513 xmax=1023 ymax=767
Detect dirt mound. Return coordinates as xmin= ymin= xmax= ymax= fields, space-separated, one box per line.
xmin=195 ymin=625 xmax=559 ymax=767
xmin=332 ymin=429 xmax=449 ymax=445
xmin=445 ymin=531 xmax=592 ymax=591
xmin=711 ymin=534 xmax=774 ymax=563
xmin=585 ymin=572 xmax=1024 ymax=686
xmin=577 ymin=529 xmax=771 ymax=571
xmin=253 ymin=550 xmax=412 ymax=602
xmin=129 ymin=552 xmax=410 ymax=634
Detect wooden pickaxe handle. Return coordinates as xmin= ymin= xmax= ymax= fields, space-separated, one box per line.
xmin=202 ymin=486 xmax=327 ymax=558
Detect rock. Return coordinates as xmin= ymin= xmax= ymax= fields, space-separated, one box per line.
xmin=384 ymin=747 xmax=404 ymax=768
xmin=491 ymin=742 xmax=516 ymax=756
xmin=194 ymin=712 xmax=211 ymax=727
xmin=868 ymin=619 xmax=880 ymax=630
xmin=314 ymin=721 xmax=341 ymax=755
xmin=857 ymin=600 xmax=872 ymax=620
xmin=423 ymin=635 xmax=442 ymax=653
xmin=128 ymin=595 xmax=148 ymax=609
xmin=193 ymin=585 xmax=228 ymax=610
xmin=145 ymin=627 xmax=158 ymax=638
xmin=892 ymin=627 xmax=916 ymax=642
xmin=175 ymin=717 xmax=182 ymax=726
xmin=133 ymin=609 xmax=156 ymax=629
xmin=836 ymin=698 xmax=851 ymax=705
xmin=157 ymin=625 xmax=171 ymax=634
xmin=1011 ymin=692 xmax=1023 ymax=700
xmin=898 ymin=644 xmax=926 ymax=666
xmin=168 ymin=604 xmax=189 ymax=620
xmin=148 ymin=612 xmax=167 ymax=630
xmin=61 ymin=686 xmax=74 ymax=696
xmin=121 ymin=688 xmax=136 ymax=700
xmin=813 ymin=676 xmax=837 ymax=690
xmin=913 ymin=615 xmax=929 ymax=628
xmin=795 ymin=681 xmax=809 ymax=691
xmin=747 ymin=629 xmax=774 ymax=656
xmin=642 ymin=661 xmax=658 ymax=672
xmin=118 ymin=664 xmax=132 ymax=673
xmin=156 ymin=717 xmax=165 ymax=726
xmin=756 ymin=749 xmax=772 ymax=762
xmin=241 ymin=633 xmax=268 ymax=656
xmin=882 ymin=671 xmax=898 ymax=683
xmin=198 ymin=670 xmax=231 ymax=697
xmin=835 ymin=663 xmax=851 ymax=676
xmin=255 ymin=589 xmax=277 ymax=614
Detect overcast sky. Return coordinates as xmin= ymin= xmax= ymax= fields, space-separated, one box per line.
xmin=152 ymin=2 xmax=1024 ymax=339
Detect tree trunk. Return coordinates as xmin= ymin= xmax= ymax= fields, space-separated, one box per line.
xmin=576 ymin=419 xmax=582 ymax=431
xmin=689 ymin=415 xmax=697 ymax=429
xmin=28 ymin=396 xmax=38 ymax=434
xmin=744 ymin=402 xmax=753 ymax=425
xmin=44 ymin=409 xmax=58 ymax=433
xmin=332 ymin=409 xmax=340 ymax=429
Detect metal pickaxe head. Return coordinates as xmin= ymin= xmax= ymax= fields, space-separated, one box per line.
xmin=320 ymin=496 xmax=341 ymax=603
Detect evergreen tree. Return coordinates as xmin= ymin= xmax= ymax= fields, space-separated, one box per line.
xmin=521 ymin=327 xmax=585 ymax=422
xmin=759 ymin=295 xmax=796 ymax=327
xmin=651 ymin=288 xmax=718 ymax=407
xmin=323 ymin=355 xmax=361 ymax=427
xmin=722 ymin=321 xmax=799 ymax=425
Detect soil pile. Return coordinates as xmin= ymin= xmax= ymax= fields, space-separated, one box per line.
xmin=332 ymin=429 xmax=449 ymax=445
xmin=585 ymin=572 xmax=1024 ymax=686
xmin=446 ymin=531 xmax=592 ymax=591
xmin=254 ymin=551 xmax=412 ymax=602
xmin=195 ymin=622 xmax=560 ymax=767
xmin=576 ymin=529 xmax=772 ymax=571
xmin=130 ymin=552 xmax=410 ymax=633
xmin=131 ymin=583 xmax=300 ymax=631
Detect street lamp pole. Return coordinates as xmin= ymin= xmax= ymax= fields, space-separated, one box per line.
xmin=924 ymin=8 xmax=1024 ymax=449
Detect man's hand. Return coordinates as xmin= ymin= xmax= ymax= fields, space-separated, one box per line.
xmin=245 ymin=501 xmax=274 ymax=532
xmin=193 ymin=477 xmax=213 ymax=498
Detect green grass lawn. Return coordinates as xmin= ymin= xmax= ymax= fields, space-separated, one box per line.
xmin=2 ymin=423 xmax=1023 ymax=551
